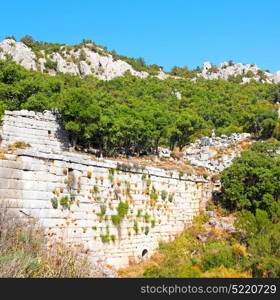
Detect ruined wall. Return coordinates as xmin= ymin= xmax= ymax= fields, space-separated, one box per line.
xmin=0 ymin=110 xmax=213 ymax=269
xmin=0 ymin=149 xmax=212 ymax=269
xmin=0 ymin=110 xmax=69 ymax=153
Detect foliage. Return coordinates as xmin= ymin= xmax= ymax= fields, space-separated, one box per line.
xmin=100 ymin=226 xmax=111 ymax=243
xmin=144 ymin=226 xmax=150 ymax=235
xmin=161 ymin=190 xmax=168 ymax=201
xmin=117 ymin=201 xmax=129 ymax=218
xmin=235 ymin=209 xmax=280 ymax=277
xmin=150 ymin=186 xmax=158 ymax=201
xmin=0 ymin=206 xmax=91 ymax=277
xmin=0 ymin=60 xmax=280 ymax=156
xmin=59 ymin=196 xmax=71 ymax=209
xmin=97 ymin=204 xmax=106 ymax=217
xmin=141 ymin=216 xmax=250 ymax=278
xmin=45 ymin=59 xmax=58 ymax=71
xmin=111 ymin=201 xmax=129 ymax=227
xmin=92 ymin=185 xmax=99 ymax=193
xmin=133 ymin=221 xmax=139 ymax=234
xmin=50 ymin=197 xmax=58 ymax=209
xmin=220 ymin=141 xmax=280 ymax=219
xmin=216 ymin=140 xmax=280 ymax=277
xmin=111 ymin=215 xmax=121 ymax=226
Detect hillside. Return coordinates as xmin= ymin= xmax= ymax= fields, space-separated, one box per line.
xmin=0 ymin=37 xmax=168 ymax=80
xmin=0 ymin=36 xmax=280 ymax=83
xmin=1 ymin=36 xmax=280 ymax=278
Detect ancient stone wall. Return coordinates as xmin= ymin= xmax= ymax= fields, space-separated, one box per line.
xmin=0 ymin=149 xmax=212 ymax=269
xmin=0 ymin=110 xmax=214 ymax=269
xmin=0 ymin=110 xmax=69 ymax=153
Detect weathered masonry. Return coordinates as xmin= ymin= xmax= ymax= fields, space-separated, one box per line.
xmin=0 ymin=111 xmax=213 ymax=269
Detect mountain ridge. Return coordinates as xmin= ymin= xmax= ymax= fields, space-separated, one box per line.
xmin=0 ymin=37 xmax=279 ymax=83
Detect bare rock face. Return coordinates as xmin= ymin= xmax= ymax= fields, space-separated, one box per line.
xmin=0 ymin=39 xmax=166 ymax=81
xmin=0 ymin=38 xmax=278 ymax=83
xmin=273 ymin=71 xmax=280 ymax=83
xmin=0 ymin=39 xmax=37 ymax=70
xmin=199 ymin=61 xmax=274 ymax=83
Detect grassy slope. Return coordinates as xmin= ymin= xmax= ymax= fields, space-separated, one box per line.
xmin=118 ymin=211 xmax=251 ymax=278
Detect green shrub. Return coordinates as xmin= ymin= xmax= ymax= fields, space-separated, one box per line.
xmin=79 ymin=49 xmax=87 ymax=61
xmin=60 ymin=196 xmax=70 ymax=209
xmin=150 ymin=186 xmax=158 ymax=201
xmin=201 ymin=244 xmax=235 ymax=271
xmin=97 ymin=204 xmax=106 ymax=217
xmin=143 ymin=213 xmax=150 ymax=223
xmin=117 ymin=201 xmax=129 ymax=218
xmin=168 ymin=193 xmax=174 ymax=202
xmin=161 ymin=190 xmax=168 ymax=201
xmin=220 ymin=147 xmax=280 ymax=218
xmin=45 ymin=59 xmax=57 ymax=70
xmin=100 ymin=235 xmax=110 ymax=243
xmin=111 ymin=202 xmax=129 ymax=227
xmin=108 ymin=174 xmax=114 ymax=182
xmin=92 ymin=185 xmax=99 ymax=193
xmin=50 ymin=197 xmax=58 ymax=209
xmin=133 ymin=221 xmax=139 ymax=234
xmin=100 ymin=226 xmax=110 ymax=243
xmin=111 ymin=215 xmax=121 ymax=226
xmin=144 ymin=226 xmax=150 ymax=235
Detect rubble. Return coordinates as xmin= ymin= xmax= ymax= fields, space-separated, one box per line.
xmin=184 ymin=132 xmax=252 ymax=172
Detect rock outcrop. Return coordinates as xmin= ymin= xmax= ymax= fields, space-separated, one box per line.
xmin=1 ymin=39 xmax=279 ymax=83
xmin=199 ymin=61 xmax=279 ymax=83
xmin=0 ymin=39 xmax=167 ymax=81
xmin=184 ymin=132 xmax=252 ymax=172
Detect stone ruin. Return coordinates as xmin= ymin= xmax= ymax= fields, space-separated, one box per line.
xmin=0 ymin=110 xmax=214 ymax=270
xmin=0 ymin=110 xmax=253 ymax=270
xmin=0 ymin=110 xmax=69 ymax=153
xmin=184 ymin=133 xmax=252 ymax=172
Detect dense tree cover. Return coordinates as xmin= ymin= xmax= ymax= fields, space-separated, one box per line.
xmin=219 ymin=140 xmax=280 ymax=277
xmin=168 ymin=65 xmax=201 ymax=79
xmin=1 ymin=59 xmax=280 ymax=156
xmin=235 ymin=209 xmax=280 ymax=277
xmin=220 ymin=139 xmax=280 ymax=219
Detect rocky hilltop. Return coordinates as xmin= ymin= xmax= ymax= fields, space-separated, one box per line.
xmin=0 ymin=38 xmax=168 ymax=80
xmin=199 ymin=61 xmax=280 ymax=83
xmin=0 ymin=37 xmax=279 ymax=83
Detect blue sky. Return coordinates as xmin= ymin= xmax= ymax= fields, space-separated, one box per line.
xmin=1 ymin=0 xmax=280 ymax=72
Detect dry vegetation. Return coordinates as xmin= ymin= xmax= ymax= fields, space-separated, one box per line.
xmin=0 ymin=205 xmax=92 ymax=278
xmin=8 ymin=141 xmax=31 ymax=150
xmin=118 ymin=213 xmax=251 ymax=278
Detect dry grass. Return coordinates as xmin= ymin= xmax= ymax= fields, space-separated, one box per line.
xmin=118 ymin=213 xmax=250 ymax=278
xmin=203 ymin=266 xmax=251 ymax=278
xmin=0 ymin=205 xmax=92 ymax=278
xmin=8 ymin=141 xmax=31 ymax=150
xmin=118 ymin=252 xmax=165 ymax=278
